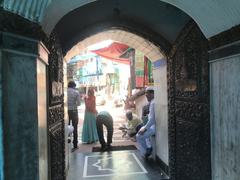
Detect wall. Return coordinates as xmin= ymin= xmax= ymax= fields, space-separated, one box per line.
xmin=0 ymin=0 xmax=50 ymax=22
xmin=63 ymin=59 xmax=71 ymax=175
xmin=0 ymin=46 xmax=3 ymax=180
xmin=153 ymin=59 xmax=169 ymax=165
xmin=1 ymin=32 xmax=39 ymax=180
xmin=210 ymin=55 xmax=240 ymax=180
xmin=37 ymin=51 xmax=49 ymax=180
xmin=209 ymin=29 xmax=240 ymax=179
xmin=0 ymin=11 xmax=55 ymax=180
xmin=134 ymin=95 xmax=148 ymax=118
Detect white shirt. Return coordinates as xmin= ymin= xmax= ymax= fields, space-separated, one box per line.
xmin=144 ymin=99 xmax=155 ymax=130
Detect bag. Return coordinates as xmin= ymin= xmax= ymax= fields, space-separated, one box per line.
xmin=67 ymin=125 xmax=74 ymax=136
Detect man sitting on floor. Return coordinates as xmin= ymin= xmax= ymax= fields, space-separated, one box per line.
xmin=96 ymin=111 xmax=114 ymax=151
xmin=119 ymin=111 xmax=142 ymax=141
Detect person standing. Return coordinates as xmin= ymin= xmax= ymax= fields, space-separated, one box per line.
xmin=96 ymin=111 xmax=114 ymax=151
xmin=82 ymin=88 xmax=99 ymax=144
xmin=67 ymin=81 xmax=81 ymax=150
xmin=136 ymin=86 xmax=155 ymax=159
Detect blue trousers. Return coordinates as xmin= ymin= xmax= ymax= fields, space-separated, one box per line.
xmin=136 ymin=126 xmax=155 ymax=156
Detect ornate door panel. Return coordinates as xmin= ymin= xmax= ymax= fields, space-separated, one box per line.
xmin=45 ymin=32 xmax=65 ymax=180
xmin=168 ymin=23 xmax=211 ymax=180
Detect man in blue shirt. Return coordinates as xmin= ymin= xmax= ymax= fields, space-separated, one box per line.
xmin=136 ymin=86 xmax=155 ymax=159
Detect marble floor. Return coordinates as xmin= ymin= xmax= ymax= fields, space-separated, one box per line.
xmin=67 ymin=104 xmax=168 ymax=179
xmin=67 ymin=150 xmax=169 ymax=180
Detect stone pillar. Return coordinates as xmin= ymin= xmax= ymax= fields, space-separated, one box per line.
xmin=152 ymin=58 xmax=169 ymax=173
xmin=0 ymin=33 xmax=3 ymax=180
xmin=209 ymin=26 xmax=240 ymax=180
xmin=0 ymin=32 xmax=49 ymax=180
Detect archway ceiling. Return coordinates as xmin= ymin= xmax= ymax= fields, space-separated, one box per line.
xmin=54 ymin=0 xmax=190 ymax=56
xmin=160 ymin=0 xmax=240 ymax=38
xmin=65 ymin=29 xmax=163 ymax=62
xmin=1 ymin=0 xmax=240 ymax=41
xmin=40 ymin=0 xmax=240 ymax=39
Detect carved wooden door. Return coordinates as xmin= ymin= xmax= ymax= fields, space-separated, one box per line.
xmin=168 ymin=24 xmax=211 ymax=180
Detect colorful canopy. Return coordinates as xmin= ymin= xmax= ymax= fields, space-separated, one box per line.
xmin=91 ymin=42 xmax=130 ymax=65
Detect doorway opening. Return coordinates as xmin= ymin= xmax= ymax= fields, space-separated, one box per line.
xmin=64 ymin=29 xmax=169 ymax=179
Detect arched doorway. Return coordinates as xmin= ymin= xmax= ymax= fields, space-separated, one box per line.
xmin=65 ymin=29 xmax=169 ymax=178
xmin=46 ymin=1 xmax=210 ymax=179
xmin=2 ymin=0 xmax=239 ymax=180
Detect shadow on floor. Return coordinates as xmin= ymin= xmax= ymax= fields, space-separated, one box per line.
xmin=92 ymin=145 xmax=137 ymax=152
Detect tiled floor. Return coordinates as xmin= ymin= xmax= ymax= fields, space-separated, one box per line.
xmin=67 ymin=150 xmax=169 ymax=180
xmin=67 ymin=103 xmax=168 ymax=180
xmin=74 ymin=103 xmax=137 ymax=153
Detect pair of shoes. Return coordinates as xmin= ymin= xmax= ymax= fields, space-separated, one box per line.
xmin=106 ymin=144 xmax=112 ymax=150
xmin=71 ymin=147 xmax=78 ymax=152
xmin=145 ymin=147 xmax=152 ymax=159
xmin=100 ymin=145 xmax=108 ymax=152
xmin=100 ymin=144 xmax=112 ymax=151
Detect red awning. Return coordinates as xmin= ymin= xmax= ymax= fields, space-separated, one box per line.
xmin=91 ymin=42 xmax=130 ymax=65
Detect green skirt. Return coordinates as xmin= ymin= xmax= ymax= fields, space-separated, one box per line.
xmin=82 ymin=111 xmax=99 ymax=143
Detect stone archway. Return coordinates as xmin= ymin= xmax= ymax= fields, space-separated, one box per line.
xmin=1 ymin=1 xmax=240 ymax=180
xmin=53 ymin=21 xmax=210 ymax=180
xmin=65 ymin=29 xmax=170 ymax=174
xmin=1 ymin=0 xmax=239 ymax=37
xmin=47 ymin=1 xmax=211 ymax=178
xmin=0 ymin=1 xmax=215 ymax=180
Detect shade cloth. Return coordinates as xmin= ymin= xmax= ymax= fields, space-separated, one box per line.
xmin=91 ymin=42 xmax=130 ymax=65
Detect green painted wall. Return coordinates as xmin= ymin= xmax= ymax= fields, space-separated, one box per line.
xmin=0 ymin=42 xmax=4 ymax=180
xmin=0 ymin=0 xmax=51 ymax=22
xmin=0 ymin=32 xmax=48 ymax=180
xmin=2 ymin=35 xmax=39 ymax=180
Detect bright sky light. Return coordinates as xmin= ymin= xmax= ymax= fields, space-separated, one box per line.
xmin=87 ymin=40 xmax=113 ymax=51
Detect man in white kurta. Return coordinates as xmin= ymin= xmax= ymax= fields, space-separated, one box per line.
xmin=136 ymin=86 xmax=155 ymax=158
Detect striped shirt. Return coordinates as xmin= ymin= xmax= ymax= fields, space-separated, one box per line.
xmin=67 ymin=88 xmax=81 ymax=110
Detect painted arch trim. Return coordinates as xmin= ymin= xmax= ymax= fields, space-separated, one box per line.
xmin=64 ymin=29 xmax=163 ymax=62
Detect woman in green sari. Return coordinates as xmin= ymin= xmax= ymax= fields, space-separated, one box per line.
xmin=82 ymin=88 xmax=99 ymax=144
